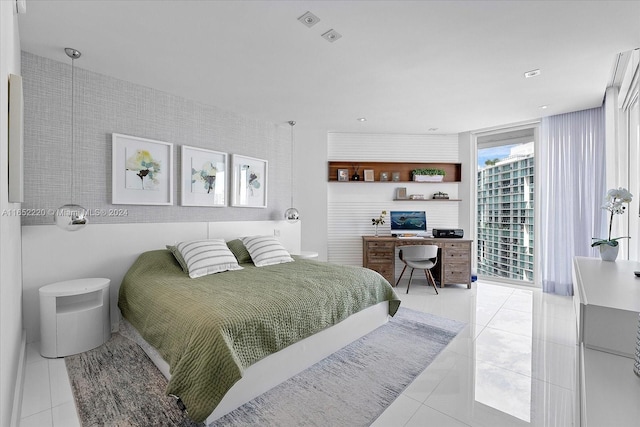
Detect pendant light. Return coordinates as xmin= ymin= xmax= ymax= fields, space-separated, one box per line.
xmin=54 ymin=48 xmax=88 ymax=231
xmin=284 ymin=120 xmax=300 ymax=223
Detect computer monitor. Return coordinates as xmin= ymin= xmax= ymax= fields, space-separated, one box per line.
xmin=390 ymin=211 xmax=427 ymax=236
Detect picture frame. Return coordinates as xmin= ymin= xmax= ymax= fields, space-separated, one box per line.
xmin=380 ymin=172 xmax=389 ymax=181
xmin=396 ymin=187 xmax=408 ymax=199
xmin=337 ymin=169 xmax=349 ymax=182
xmin=392 ymin=172 xmax=401 ymax=182
xmin=112 ymin=133 xmax=173 ymax=205
xmin=364 ymin=169 xmax=374 ymax=182
xmin=181 ymin=146 xmax=227 ymax=207
xmin=231 ymin=154 xmax=268 ymax=208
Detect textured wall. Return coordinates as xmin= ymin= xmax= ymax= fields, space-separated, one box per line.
xmin=21 ymin=51 xmax=290 ymax=225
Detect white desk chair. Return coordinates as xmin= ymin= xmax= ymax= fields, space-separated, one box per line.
xmin=395 ymin=245 xmax=439 ymax=294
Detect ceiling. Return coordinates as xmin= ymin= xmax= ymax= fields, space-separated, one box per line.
xmin=17 ymin=0 xmax=640 ymax=134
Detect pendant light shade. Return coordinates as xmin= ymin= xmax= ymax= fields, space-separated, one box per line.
xmin=284 ymin=207 xmax=300 ymax=222
xmin=55 ymin=48 xmax=87 ymax=231
xmin=285 ymin=120 xmax=300 ymax=223
xmin=54 ymin=204 xmax=88 ymax=231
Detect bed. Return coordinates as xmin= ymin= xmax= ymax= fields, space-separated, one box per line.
xmin=118 ymin=247 xmax=400 ymax=423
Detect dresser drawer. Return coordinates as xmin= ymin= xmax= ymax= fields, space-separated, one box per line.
xmin=444 ymin=263 xmax=470 ymax=284
xmin=444 ymin=241 xmax=471 ymax=250
xmin=444 ymin=249 xmax=470 ymax=261
xmin=366 ymin=264 xmax=394 ymax=283
xmin=367 ymin=241 xmax=395 ymax=250
xmin=366 ymin=242 xmax=394 ymax=261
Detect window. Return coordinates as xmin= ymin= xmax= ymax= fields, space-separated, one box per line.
xmin=477 ymin=129 xmax=535 ymax=284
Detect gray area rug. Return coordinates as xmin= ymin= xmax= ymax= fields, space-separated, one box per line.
xmin=66 ymin=308 xmax=465 ymax=426
xmin=65 ymin=333 xmax=204 ymax=427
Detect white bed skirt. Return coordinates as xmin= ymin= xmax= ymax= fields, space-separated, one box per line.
xmin=120 ymin=300 xmax=391 ymax=424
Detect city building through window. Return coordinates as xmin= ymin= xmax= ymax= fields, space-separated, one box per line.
xmin=477 ymin=135 xmax=534 ymax=283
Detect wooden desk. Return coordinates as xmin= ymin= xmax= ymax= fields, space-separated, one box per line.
xmin=362 ymin=236 xmax=473 ymax=288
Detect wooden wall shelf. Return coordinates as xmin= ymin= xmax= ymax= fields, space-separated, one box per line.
xmin=328 ymin=161 xmax=461 ymax=183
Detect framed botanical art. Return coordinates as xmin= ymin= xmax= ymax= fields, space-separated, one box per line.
xmin=112 ymin=133 xmax=173 ymax=205
xmin=181 ymin=146 xmax=227 ymax=207
xmin=231 ymin=154 xmax=267 ymax=208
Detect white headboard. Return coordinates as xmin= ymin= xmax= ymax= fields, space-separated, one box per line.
xmin=22 ymin=220 xmax=301 ymax=343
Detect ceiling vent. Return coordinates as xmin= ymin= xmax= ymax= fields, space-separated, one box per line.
xmin=321 ymin=29 xmax=342 ymax=43
xmin=298 ymin=11 xmax=320 ymax=28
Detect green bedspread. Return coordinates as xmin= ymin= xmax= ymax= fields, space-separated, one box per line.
xmin=118 ymin=249 xmax=400 ymax=422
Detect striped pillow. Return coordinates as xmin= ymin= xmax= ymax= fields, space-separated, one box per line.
xmin=175 ymin=239 xmax=243 ymax=278
xmin=241 ymin=235 xmax=294 ymax=267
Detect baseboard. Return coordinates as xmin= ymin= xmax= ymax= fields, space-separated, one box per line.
xmin=10 ymin=330 xmax=27 ymax=427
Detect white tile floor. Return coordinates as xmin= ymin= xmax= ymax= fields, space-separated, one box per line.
xmin=373 ymin=279 xmax=576 ymax=427
xmin=20 ymin=341 xmax=79 ymax=427
xmin=20 ymin=279 xmax=576 ymax=427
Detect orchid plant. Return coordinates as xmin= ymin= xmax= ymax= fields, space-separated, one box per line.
xmin=591 ymin=187 xmax=633 ymax=248
xmin=372 ymin=210 xmax=387 ymax=227
xmin=371 ymin=210 xmax=386 ymax=236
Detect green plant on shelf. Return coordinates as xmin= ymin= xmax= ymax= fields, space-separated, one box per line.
xmin=411 ymin=168 xmax=446 ymax=177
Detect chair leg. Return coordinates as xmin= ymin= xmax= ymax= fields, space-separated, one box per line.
xmin=395 ymin=265 xmax=407 ymax=287
xmin=426 ymin=269 xmax=439 ymax=295
xmin=406 ymin=268 xmax=415 ymax=294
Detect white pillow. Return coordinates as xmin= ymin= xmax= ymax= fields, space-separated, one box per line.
xmin=175 ymin=239 xmax=243 ymax=278
xmin=241 ymin=235 xmax=294 ymax=267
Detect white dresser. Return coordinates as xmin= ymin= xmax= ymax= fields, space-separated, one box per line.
xmin=572 ymin=257 xmax=640 ymax=426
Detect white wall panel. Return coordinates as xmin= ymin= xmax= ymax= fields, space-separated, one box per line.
xmin=328 ymin=133 xmax=458 ymax=161
xmin=22 ymin=220 xmax=301 ymax=344
xmin=327 ymin=132 xmax=463 ymax=278
xmin=1 ymin=3 xmax=23 ymax=426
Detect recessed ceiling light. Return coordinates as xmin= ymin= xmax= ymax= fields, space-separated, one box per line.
xmin=321 ymin=29 xmax=342 ymax=43
xmin=357 ymin=117 xmax=367 ymax=122
xmin=428 ymin=128 xmax=438 ymax=131
xmin=298 ymin=11 xmax=320 ymax=28
xmin=539 ymin=105 xmax=548 ymax=109
xmin=524 ymin=69 xmax=541 ymax=78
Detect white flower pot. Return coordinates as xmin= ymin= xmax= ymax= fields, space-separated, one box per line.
xmin=413 ymin=175 xmax=444 ymax=182
xmin=599 ymin=244 xmax=619 ymax=262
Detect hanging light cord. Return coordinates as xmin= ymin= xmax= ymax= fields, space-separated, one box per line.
xmin=70 ymin=56 xmax=75 ymax=203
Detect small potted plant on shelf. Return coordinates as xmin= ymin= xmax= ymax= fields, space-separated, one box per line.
xmin=411 ymin=168 xmax=446 ymax=182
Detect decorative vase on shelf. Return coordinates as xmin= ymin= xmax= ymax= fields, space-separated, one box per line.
xmin=413 ymin=174 xmax=444 ymax=182
xmin=371 ymin=211 xmax=386 ymax=238
xmin=599 ymin=244 xmax=619 ymax=262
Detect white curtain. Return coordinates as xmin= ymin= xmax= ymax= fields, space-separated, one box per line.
xmin=539 ymin=107 xmax=606 ymax=295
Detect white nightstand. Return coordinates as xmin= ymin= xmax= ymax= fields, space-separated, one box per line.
xmin=39 ymin=278 xmax=111 ymax=358
xmin=295 ymin=251 xmax=319 ymax=259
